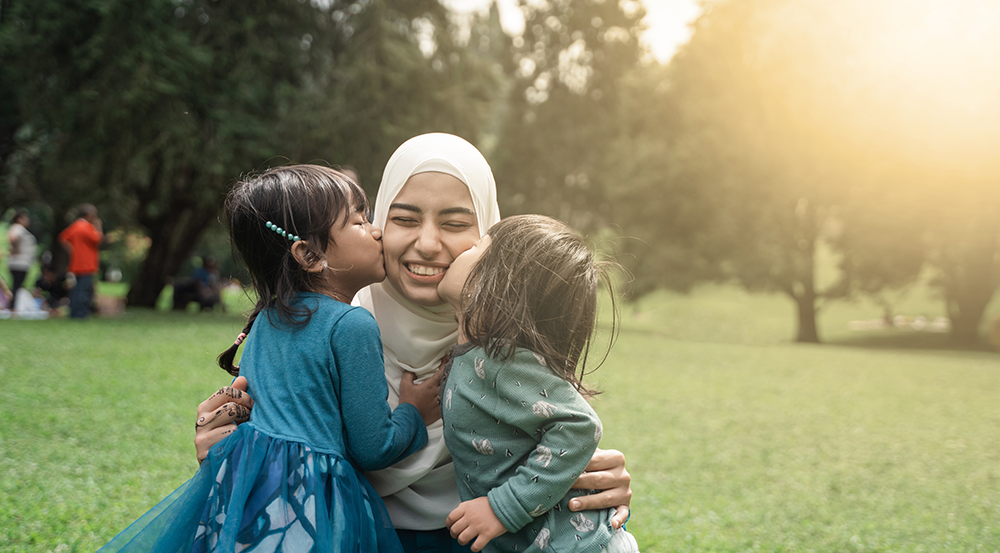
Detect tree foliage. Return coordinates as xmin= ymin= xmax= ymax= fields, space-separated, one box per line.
xmin=609 ymin=0 xmax=999 ymax=343
xmin=1 ymin=0 xmax=500 ymax=306
xmin=493 ymin=0 xmax=646 ymax=231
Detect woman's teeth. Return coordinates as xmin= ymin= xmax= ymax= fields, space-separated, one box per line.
xmin=407 ymin=264 xmax=445 ymax=276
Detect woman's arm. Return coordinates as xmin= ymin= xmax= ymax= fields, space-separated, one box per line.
xmin=194 ymin=376 xmax=254 ymax=463
xmin=569 ymin=448 xmax=632 ymax=529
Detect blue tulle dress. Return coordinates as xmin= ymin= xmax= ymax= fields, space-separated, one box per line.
xmin=100 ymin=294 xmax=428 ymax=553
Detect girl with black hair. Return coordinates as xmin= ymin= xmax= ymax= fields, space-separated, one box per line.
xmin=438 ymin=215 xmax=639 ymax=553
xmin=101 ymin=165 xmax=440 ymax=553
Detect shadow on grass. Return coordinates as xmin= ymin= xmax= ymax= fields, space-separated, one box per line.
xmin=825 ymin=331 xmax=999 ymax=356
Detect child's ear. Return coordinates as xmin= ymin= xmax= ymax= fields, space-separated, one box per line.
xmin=290 ymin=241 xmax=325 ymax=273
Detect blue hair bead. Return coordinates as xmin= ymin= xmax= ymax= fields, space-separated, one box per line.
xmin=263 ymin=221 xmax=297 ymax=242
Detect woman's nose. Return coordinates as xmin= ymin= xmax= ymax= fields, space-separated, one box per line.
xmin=370 ymin=224 xmax=383 ymax=240
xmin=414 ymin=225 xmax=442 ymax=257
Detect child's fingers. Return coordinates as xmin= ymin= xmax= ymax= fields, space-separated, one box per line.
xmin=455 ymin=527 xmax=478 ymax=547
xmin=445 ymin=507 xmax=462 ymax=531
xmin=399 ymin=371 xmax=417 ymax=390
xmin=449 ymin=518 xmax=471 ymax=542
xmin=425 ymin=366 xmax=444 ymax=386
xmin=471 ymin=535 xmax=490 ymax=552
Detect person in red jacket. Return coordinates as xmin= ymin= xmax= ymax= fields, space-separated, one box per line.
xmin=59 ymin=204 xmax=104 ymax=319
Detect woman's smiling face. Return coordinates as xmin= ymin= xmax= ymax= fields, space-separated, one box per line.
xmin=383 ymin=171 xmax=480 ymax=307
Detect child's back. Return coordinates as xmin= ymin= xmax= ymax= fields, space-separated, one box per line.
xmin=241 ymin=293 xmax=424 ymax=470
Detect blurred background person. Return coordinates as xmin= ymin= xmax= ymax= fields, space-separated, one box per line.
xmin=7 ymin=209 xmax=37 ymax=294
xmin=59 ymin=204 xmax=104 ymax=319
xmin=34 ymin=264 xmax=70 ymax=316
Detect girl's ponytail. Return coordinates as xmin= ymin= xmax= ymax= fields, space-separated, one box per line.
xmin=217 ymin=301 xmax=264 ymax=376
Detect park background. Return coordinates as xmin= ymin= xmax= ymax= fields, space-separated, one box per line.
xmin=1 ymin=0 xmax=999 ymax=551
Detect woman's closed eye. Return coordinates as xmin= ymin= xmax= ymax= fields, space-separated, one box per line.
xmin=390 ymin=216 xmax=420 ymax=226
xmin=443 ymin=221 xmax=474 ymax=231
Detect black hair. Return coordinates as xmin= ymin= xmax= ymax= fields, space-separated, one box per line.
xmin=459 ymin=214 xmax=620 ymax=396
xmin=11 ymin=209 xmax=29 ymax=224
xmin=217 ymin=165 xmax=369 ymax=375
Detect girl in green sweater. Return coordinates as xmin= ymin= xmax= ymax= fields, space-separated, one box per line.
xmin=438 ymin=215 xmax=639 ymax=553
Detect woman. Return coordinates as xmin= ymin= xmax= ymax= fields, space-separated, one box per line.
xmin=195 ymin=134 xmax=632 ymax=552
xmin=7 ymin=209 xmax=37 ymax=293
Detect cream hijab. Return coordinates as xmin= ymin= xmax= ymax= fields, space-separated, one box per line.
xmin=354 ymin=133 xmax=501 ymax=529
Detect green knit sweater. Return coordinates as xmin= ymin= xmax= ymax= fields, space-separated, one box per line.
xmin=441 ymin=344 xmax=615 ymax=553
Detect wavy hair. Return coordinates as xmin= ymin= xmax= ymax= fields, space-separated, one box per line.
xmin=459 ymin=215 xmax=620 ymax=396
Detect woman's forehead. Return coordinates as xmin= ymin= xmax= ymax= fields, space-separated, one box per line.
xmin=393 ymin=171 xmax=475 ymax=209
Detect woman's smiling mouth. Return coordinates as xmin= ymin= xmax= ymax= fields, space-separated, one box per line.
xmin=406 ymin=263 xmax=447 ymax=277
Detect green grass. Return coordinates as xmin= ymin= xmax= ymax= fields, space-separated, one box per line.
xmin=1 ymin=284 xmax=998 ymax=552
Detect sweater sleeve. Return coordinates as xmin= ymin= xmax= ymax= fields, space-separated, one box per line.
xmin=485 ymin=356 xmax=602 ymax=533
xmin=332 ymin=308 xmax=428 ymax=471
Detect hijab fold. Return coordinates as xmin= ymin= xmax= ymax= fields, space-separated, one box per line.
xmin=354 ymin=133 xmax=501 ymax=529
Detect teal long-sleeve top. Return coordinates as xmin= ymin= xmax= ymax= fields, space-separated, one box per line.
xmin=240 ymin=292 xmax=427 ymax=471
xmin=441 ymin=344 xmax=615 ymax=553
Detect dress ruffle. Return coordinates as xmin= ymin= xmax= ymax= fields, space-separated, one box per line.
xmin=100 ymin=424 xmax=403 ymax=553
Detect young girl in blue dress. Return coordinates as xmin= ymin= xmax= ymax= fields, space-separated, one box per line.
xmin=437 ymin=215 xmax=639 ymax=553
xmin=101 ymin=165 xmax=440 ymax=553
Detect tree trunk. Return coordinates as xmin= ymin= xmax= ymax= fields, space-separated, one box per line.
xmin=945 ymin=234 xmax=1000 ymax=346
xmin=126 ymin=205 xmax=218 ymax=308
xmin=942 ymin=216 xmax=999 ymax=346
xmin=793 ymin=290 xmax=820 ymax=343
xmin=790 ymin=205 xmax=821 ymax=344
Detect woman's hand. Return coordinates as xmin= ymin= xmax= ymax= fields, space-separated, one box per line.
xmin=194 ymin=376 xmax=254 ymax=463
xmin=569 ymin=448 xmax=632 ymax=529
xmin=446 ymin=497 xmax=507 ymax=552
xmin=398 ymin=369 xmax=442 ymax=425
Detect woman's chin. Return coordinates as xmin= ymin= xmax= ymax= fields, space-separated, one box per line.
xmin=389 ymin=278 xmax=447 ymax=307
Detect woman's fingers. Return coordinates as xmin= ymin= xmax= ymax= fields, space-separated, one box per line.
xmin=569 ymin=448 xmax=632 ymax=514
xmin=194 ymin=377 xmax=254 ymax=463
xmin=197 ymin=378 xmax=254 ymax=418
xmin=609 ymin=505 xmax=630 ymax=530
xmin=195 ymin=424 xmax=238 ymax=463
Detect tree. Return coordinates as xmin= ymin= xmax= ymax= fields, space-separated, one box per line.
xmin=2 ymin=0 xmax=501 ymax=306
xmin=608 ymin=0 xmax=949 ymax=342
xmin=492 ymin=0 xmax=646 ymax=232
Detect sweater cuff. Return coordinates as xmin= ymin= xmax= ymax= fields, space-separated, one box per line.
xmin=487 ymin=484 xmax=533 ymax=533
xmin=394 ymin=402 xmax=429 ymax=451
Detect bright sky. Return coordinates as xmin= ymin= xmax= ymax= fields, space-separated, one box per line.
xmin=442 ymin=0 xmax=704 ymax=62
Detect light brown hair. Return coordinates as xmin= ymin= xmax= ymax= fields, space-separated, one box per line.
xmin=459 ymin=215 xmax=619 ymax=395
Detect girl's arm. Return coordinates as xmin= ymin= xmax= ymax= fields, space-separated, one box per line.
xmin=334 ymin=308 xmax=430 ymax=471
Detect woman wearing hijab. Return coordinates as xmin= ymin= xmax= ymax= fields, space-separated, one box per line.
xmin=195 ymin=134 xmax=632 ymax=552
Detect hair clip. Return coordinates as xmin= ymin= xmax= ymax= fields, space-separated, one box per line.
xmin=265 ymin=221 xmax=299 ymax=242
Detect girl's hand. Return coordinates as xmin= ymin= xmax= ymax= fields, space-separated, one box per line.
xmin=446 ymin=497 xmax=507 ymax=552
xmin=194 ymin=376 xmax=254 ymax=463
xmin=398 ymin=369 xmax=442 ymax=425
xmin=568 ymin=448 xmax=632 ymax=529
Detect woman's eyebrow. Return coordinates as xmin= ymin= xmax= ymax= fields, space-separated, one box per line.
xmin=388 ymin=204 xmax=474 ymax=217
xmin=389 ymin=202 xmax=421 ymax=213
xmin=439 ymin=207 xmax=475 ymax=216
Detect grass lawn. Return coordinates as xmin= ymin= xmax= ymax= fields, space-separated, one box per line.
xmin=1 ymin=283 xmax=998 ymax=552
